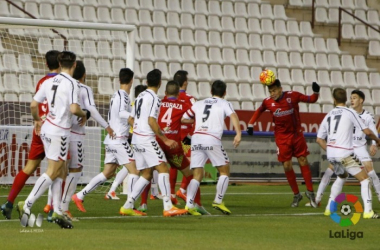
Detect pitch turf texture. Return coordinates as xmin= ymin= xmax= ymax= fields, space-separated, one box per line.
xmin=1 ymin=184 xmax=379 ymax=250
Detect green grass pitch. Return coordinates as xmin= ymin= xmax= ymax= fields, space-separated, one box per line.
xmin=1 ymin=184 xmax=379 ymax=250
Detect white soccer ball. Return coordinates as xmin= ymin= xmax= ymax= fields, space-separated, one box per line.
xmin=340 ymin=204 xmax=351 ymax=216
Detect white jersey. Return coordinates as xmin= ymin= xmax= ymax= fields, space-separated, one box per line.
xmin=353 ymin=109 xmax=378 ymax=147
xmin=104 ymin=89 xmax=132 ymax=145
xmin=131 ymin=89 xmax=161 ymax=144
xmin=317 ymin=106 xmax=367 ymax=158
xmin=184 ymin=97 xmax=235 ymax=145
xmin=71 ymin=83 xmax=109 ymax=141
xmin=34 ymin=72 xmax=80 ymax=136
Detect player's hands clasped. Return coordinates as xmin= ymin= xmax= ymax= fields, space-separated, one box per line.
xmin=246 ymin=125 xmax=254 ymax=135
xmin=312 ymin=82 xmax=320 ymax=93
xmin=165 ymin=139 xmax=178 ymax=149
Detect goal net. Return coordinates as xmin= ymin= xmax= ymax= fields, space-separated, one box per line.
xmin=0 ymin=17 xmax=135 ymax=193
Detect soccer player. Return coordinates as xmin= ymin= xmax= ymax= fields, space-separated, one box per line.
xmin=314 ymin=89 xmax=380 ymax=205
xmin=246 ymin=80 xmax=320 ymax=208
xmin=316 ymin=88 xmax=380 ymax=219
xmin=182 ymin=80 xmax=242 ymax=215
xmin=72 ymin=68 xmax=142 ymax=216
xmin=120 ymin=69 xmax=187 ymax=217
xmin=18 ymin=51 xmax=89 ymax=228
xmin=58 ymin=61 xmax=114 ymax=220
xmin=0 ymin=50 xmax=60 ymax=220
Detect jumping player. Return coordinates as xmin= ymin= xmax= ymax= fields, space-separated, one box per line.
xmin=247 ymin=80 xmax=320 ymax=208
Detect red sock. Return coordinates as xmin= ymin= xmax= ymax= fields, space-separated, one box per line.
xmin=180 ymin=175 xmax=191 ymax=190
xmin=7 ymin=170 xmax=30 ymax=204
xmin=140 ymin=183 xmax=151 ymax=205
xmin=169 ymin=167 xmax=178 ymax=194
xmin=300 ymin=165 xmax=314 ymax=192
xmin=285 ymin=169 xmax=299 ymax=195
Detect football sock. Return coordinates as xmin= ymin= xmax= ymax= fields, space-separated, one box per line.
xmin=77 ymin=173 xmax=107 ymax=200
xmin=361 ymin=178 xmax=372 ymax=213
xmin=7 ymin=170 xmax=30 ymax=204
xmin=285 ymin=169 xmax=299 ymax=195
xmin=47 ymin=185 xmax=52 ymax=206
xmin=169 ymin=167 xmax=178 ymax=194
xmin=51 ymin=177 xmax=63 ymax=215
xmin=25 ymin=173 xmax=53 ymax=210
xmin=300 ymin=165 xmax=314 ymax=192
xmin=158 ymin=173 xmax=173 ymax=211
xmin=127 ymin=174 xmax=139 ymax=196
xmin=194 ymin=187 xmax=202 ymax=206
xmin=180 ymin=188 xmax=186 ymax=194
xmin=368 ymin=170 xmax=380 ymax=200
xmin=140 ymin=182 xmax=151 ymax=205
xmin=316 ymin=168 xmax=334 ymax=203
xmin=123 ymin=177 xmax=150 ymax=209
xmin=61 ymin=172 xmax=81 ymax=212
xmin=151 ymin=170 xmax=159 ymax=196
xmin=326 ymin=176 xmax=346 ymax=211
xmin=214 ymin=175 xmax=229 ymax=204
xmin=186 ymin=179 xmax=200 ymax=209
xmin=180 ymin=175 xmax=191 ymax=192
xmin=109 ymin=167 xmax=128 ymax=194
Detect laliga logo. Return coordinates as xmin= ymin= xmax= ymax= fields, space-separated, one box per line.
xmin=329 ymin=193 xmax=364 ymax=240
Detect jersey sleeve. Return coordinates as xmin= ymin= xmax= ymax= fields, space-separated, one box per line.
xmin=293 ymin=91 xmax=319 ymax=103
xmin=183 ymin=103 xmax=196 ymax=119
xmin=33 ymin=83 xmax=46 ymax=103
xmin=119 ymin=92 xmax=132 ymax=120
xmin=71 ymin=82 xmax=80 ymax=105
xmin=149 ymin=95 xmax=160 ymax=119
xmin=317 ymin=114 xmax=329 ymax=139
xmin=130 ymin=100 xmax=136 ymax=118
xmin=224 ymin=101 xmax=235 ymax=117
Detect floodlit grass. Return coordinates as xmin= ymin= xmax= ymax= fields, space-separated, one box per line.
xmin=1 ymin=184 xmax=379 ymax=250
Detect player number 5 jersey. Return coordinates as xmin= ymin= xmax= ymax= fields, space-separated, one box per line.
xmin=185 ymin=97 xmax=235 ymax=145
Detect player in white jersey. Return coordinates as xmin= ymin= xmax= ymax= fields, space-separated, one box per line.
xmin=18 ymin=51 xmax=89 ymax=228
xmin=120 ymin=69 xmax=188 ymax=217
xmin=182 ymin=80 xmax=242 ymax=214
xmin=312 ymin=90 xmax=380 ymax=206
xmin=72 ymin=68 xmax=143 ymax=216
xmin=316 ymin=88 xmax=380 ymax=219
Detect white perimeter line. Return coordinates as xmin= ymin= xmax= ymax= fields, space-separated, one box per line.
xmin=0 ymin=212 xmax=323 ymax=223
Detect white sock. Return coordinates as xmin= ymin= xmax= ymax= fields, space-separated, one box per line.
xmin=316 ymin=168 xmax=334 ymax=203
xmin=127 ymin=174 xmax=139 ymax=196
xmin=214 ymin=175 xmax=229 ymax=204
xmin=47 ymin=185 xmax=52 ymax=206
xmin=186 ymin=179 xmax=200 ymax=209
xmin=25 ymin=173 xmax=53 ymax=211
xmin=326 ymin=177 xmax=346 ymax=211
xmin=51 ymin=177 xmax=63 ymax=215
xmin=361 ymin=178 xmax=372 ymax=213
xmin=109 ymin=167 xmax=129 ymax=193
xmin=61 ymin=172 xmax=81 ymax=212
xmin=368 ymin=170 xmax=380 ymax=200
xmin=77 ymin=173 xmax=107 ymax=200
xmin=180 ymin=188 xmax=186 ymax=194
xmin=158 ymin=173 xmax=173 ymax=211
xmin=123 ymin=177 xmax=150 ymax=209
xmin=151 ymin=170 xmax=159 ymax=196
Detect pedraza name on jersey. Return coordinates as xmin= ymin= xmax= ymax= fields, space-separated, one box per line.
xmin=161 ymin=102 xmax=183 ymax=110
xmin=191 ymin=144 xmax=214 ymax=151
xmin=273 ymin=108 xmax=294 ymax=117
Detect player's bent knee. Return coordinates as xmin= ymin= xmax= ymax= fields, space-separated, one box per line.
xmin=297 ymin=156 xmax=309 ymax=166
xmin=216 ymin=164 xmax=230 ymax=176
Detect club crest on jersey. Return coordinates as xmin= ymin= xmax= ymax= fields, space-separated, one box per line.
xmin=273 ymin=108 xmax=294 ymax=117
xmin=287 ymin=98 xmax=291 ymax=103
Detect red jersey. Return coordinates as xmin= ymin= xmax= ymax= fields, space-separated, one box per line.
xmin=36 ymin=73 xmax=58 ymax=121
xmin=178 ymin=90 xmax=195 ymax=140
xmin=158 ymin=96 xmax=191 ymax=141
xmin=249 ymin=91 xmax=319 ymax=135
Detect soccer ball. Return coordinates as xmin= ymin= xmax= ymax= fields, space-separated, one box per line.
xmin=340 ymin=204 xmax=351 ymax=216
xmin=259 ymin=69 xmax=276 ymax=86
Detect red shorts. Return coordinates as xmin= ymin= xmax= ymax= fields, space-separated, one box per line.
xmin=276 ymin=133 xmax=309 ymax=162
xmin=157 ymin=139 xmax=189 ymax=170
xmin=28 ymin=131 xmax=45 ymax=160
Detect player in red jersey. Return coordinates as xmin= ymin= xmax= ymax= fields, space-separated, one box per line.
xmin=170 ymin=70 xmax=196 ymax=204
xmin=156 ymin=80 xmax=208 ymax=215
xmin=246 ymin=80 xmax=320 ymax=208
xmin=1 ymin=50 xmax=60 ymax=219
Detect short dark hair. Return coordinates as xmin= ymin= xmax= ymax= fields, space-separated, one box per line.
xmin=73 ymin=60 xmax=85 ymax=80
xmin=147 ymin=69 xmax=161 ymax=87
xmin=119 ymin=68 xmax=134 ymax=84
xmin=351 ymin=89 xmax=365 ymax=101
xmin=268 ymin=79 xmax=281 ymax=89
xmin=333 ymin=88 xmax=347 ymax=104
xmin=166 ymin=80 xmax=180 ymax=96
xmin=211 ymin=80 xmax=226 ymax=97
xmin=173 ymin=70 xmax=188 ymax=87
xmin=134 ymin=85 xmax=147 ymax=98
xmin=45 ymin=50 xmax=60 ymax=70
xmin=57 ymin=51 xmax=76 ymax=69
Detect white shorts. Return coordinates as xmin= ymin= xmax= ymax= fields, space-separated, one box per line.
xmin=40 ymin=133 xmax=69 ymax=161
xmin=328 ymin=154 xmax=362 ymax=176
xmin=133 ymin=141 xmax=167 ymax=170
xmin=68 ymin=141 xmax=84 ymax=169
xmin=104 ymin=142 xmax=134 ymax=166
xmin=353 ymin=145 xmax=371 ymax=162
xmin=190 ymin=144 xmax=229 ymax=169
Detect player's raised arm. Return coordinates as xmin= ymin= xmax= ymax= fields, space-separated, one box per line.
xmin=297 ymin=82 xmax=320 ymax=103
xmin=246 ymin=105 xmax=266 ymax=135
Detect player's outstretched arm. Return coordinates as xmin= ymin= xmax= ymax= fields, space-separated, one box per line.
xmin=246 ymin=108 xmax=264 ymax=135
xmin=230 ymin=113 xmax=242 ymax=148
xmin=30 ymin=100 xmax=42 ymax=135
xmin=298 ymin=82 xmax=320 ymax=103
xmin=148 ymin=116 xmax=178 ymax=149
